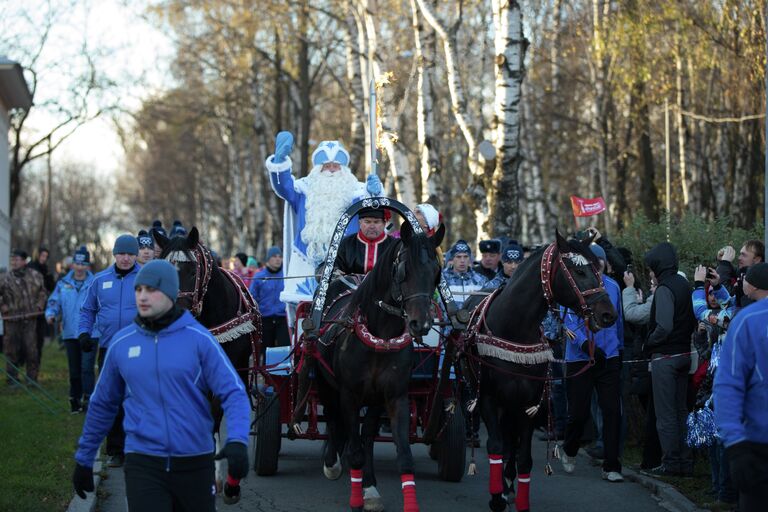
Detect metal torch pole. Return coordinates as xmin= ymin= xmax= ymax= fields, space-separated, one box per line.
xmin=369 ymin=78 xmax=378 ymax=179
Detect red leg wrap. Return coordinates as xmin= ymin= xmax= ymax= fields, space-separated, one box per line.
xmin=401 ymin=473 xmax=419 ymax=512
xmin=226 ymin=475 xmax=240 ymax=487
xmin=515 ymin=473 xmax=531 ymax=511
xmin=489 ymin=454 xmax=504 ymax=495
xmin=350 ymin=469 xmax=363 ymax=509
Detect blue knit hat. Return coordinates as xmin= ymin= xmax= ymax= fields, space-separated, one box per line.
xmin=113 ymin=234 xmax=139 ymax=255
xmin=590 ymin=243 xmax=607 ymax=262
xmin=73 ymin=246 xmax=90 ymax=265
xmin=169 ymin=220 xmax=186 ymax=238
xmin=151 ymin=220 xmax=167 ymax=239
xmin=135 ymin=260 xmax=179 ymax=301
xmin=266 ymin=246 xmax=281 ymax=260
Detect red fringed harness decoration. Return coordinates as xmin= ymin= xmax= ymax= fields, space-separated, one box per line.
xmin=462 ymin=289 xmax=553 ymax=364
xmin=170 ymin=243 xmax=262 ymax=345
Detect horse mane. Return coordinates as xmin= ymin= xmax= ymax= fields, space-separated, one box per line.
xmin=347 ymin=232 xmax=434 ymax=315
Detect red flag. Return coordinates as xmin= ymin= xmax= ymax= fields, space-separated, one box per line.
xmin=570 ymin=196 xmax=607 ymax=217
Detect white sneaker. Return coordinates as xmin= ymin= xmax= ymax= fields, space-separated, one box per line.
xmin=602 ymin=470 xmax=624 ymax=482
xmin=560 ymin=451 xmax=575 ymax=474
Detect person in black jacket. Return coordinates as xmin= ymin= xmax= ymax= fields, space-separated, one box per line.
xmin=334 ymin=208 xmax=397 ymax=275
xmin=642 ymin=242 xmax=696 ymax=477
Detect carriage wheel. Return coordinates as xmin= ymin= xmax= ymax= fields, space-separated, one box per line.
xmin=437 ymin=402 xmax=466 ymax=482
xmin=254 ymin=395 xmax=281 ymax=476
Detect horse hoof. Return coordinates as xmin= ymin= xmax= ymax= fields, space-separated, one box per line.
xmin=363 ymin=486 xmax=385 ymax=511
xmin=323 ymin=459 xmax=343 ymax=480
xmin=222 ymin=483 xmax=241 ymax=505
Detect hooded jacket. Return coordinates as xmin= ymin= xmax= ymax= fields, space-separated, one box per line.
xmin=45 ymin=270 xmax=95 ymax=339
xmin=74 ymin=310 xmax=250 ymax=467
xmin=78 ymin=264 xmax=139 ymax=348
xmin=643 ymin=243 xmax=696 ymax=355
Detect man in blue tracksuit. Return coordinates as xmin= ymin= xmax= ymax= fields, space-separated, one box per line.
xmin=45 ymin=246 xmax=97 ymax=413
xmin=73 ymin=260 xmax=251 ymax=510
xmin=249 ymin=246 xmax=289 ymax=349
xmin=714 ymin=263 xmax=768 ymax=512
xmin=560 ymin=244 xmax=625 ymax=482
xmin=77 ymin=234 xmax=141 ymax=466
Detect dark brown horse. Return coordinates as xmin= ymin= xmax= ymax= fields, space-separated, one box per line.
xmin=315 ymin=221 xmax=445 ymax=512
xmin=461 ymin=231 xmax=617 ymax=512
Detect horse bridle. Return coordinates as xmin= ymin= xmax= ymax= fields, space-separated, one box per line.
xmin=540 ymin=242 xmax=607 ymax=327
xmin=167 ymin=243 xmax=213 ymax=317
xmin=382 ymin=247 xmax=437 ymax=317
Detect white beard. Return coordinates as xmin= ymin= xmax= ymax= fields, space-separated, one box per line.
xmin=301 ymin=165 xmax=362 ymax=264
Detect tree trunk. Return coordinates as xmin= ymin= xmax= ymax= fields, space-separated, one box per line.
xmin=343 ymin=10 xmax=365 ymax=174
xmin=411 ymin=0 xmax=440 ymax=204
xmin=416 ymin=0 xmax=486 ymax=240
xmin=675 ymin=33 xmax=689 ymax=207
xmin=489 ymin=0 xmax=526 ymax=239
xmin=634 ymin=81 xmax=659 ymax=222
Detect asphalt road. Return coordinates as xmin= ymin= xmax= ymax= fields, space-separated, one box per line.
xmin=95 ymin=434 xmax=669 ymax=512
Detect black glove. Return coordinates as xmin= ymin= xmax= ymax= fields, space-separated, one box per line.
xmin=727 ymin=442 xmax=763 ymax=492
xmin=72 ymin=463 xmax=94 ymax=499
xmin=215 ymin=442 xmax=249 ymax=480
xmin=79 ymin=333 xmax=94 ymax=353
xmin=581 ymin=342 xmax=606 ymax=367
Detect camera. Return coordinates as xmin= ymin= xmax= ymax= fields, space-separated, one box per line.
xmin=626 ymin=264 xmax=634 ymax=275
xmin=706 ymin=268 xmax=716 ymax=279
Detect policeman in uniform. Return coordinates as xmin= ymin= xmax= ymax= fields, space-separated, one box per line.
xmin=334 ymin=207 xmax=397 ymax=275
xmin=472 ymin=239 xmax=503 ymax=280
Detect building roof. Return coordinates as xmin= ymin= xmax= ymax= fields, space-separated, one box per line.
xmin=0 ymin=57 xmax=32 ymax=110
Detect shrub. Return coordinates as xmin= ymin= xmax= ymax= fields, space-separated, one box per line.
xmin=613 ymin=213 xmax=764 ymax=288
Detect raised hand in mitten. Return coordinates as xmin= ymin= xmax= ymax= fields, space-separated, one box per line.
xmin=273 ymin=131 xmax=294 ymax=163
xmin=366 ymin=174 xmax=383 ymax=196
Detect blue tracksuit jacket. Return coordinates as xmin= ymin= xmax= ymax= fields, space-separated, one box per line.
xmin=563 ymin=274 xmax=624 ymax=361
xmin=249 ymin=266 xmax=287 ymax=317
xmin=75 ymin=310 xmax=250 ymax=467
xmin=714 ymin=298 xmax=768 ymax=447
xmin=46 ymin=270 xmax=95 ymax=340
xmin=78 ymin=264 xmax=139 ymax=348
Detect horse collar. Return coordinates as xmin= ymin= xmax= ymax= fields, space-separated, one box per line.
xmin=353 ymin=309 xmax=412 ymax=352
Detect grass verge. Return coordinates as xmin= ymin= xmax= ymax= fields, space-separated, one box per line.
xmin=0 ymin=341 xmax=86 ymax=512
xmin=622 ymin=442 xmax=722 ymax=510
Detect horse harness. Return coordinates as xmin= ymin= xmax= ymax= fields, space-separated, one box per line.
xmin=168 ymin=243 xmax=261 ymax=344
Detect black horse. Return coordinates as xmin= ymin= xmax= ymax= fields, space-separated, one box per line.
xmin=461 ymin=231 xmax=617 ymax=512
xmin=155 ymin=227 xmax=261 ymax=501
xmin=315 ymin=221 xmax=445 ymax=512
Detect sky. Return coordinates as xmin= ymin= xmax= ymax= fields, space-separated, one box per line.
xmin=4 ymin=0 xmax=175 ymax=178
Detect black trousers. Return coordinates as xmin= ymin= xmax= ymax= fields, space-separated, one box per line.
xmin=564 ymin=357 xmax=622 ymax=473
xmin=98 ymin=347 xmax=125 ymax=455
xmin=124 ymin=453 xmax=216 ymax=512
xmin=261 ymin=316 xmax=290 ymax=349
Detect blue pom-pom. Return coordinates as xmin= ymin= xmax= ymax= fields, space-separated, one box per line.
xmin=709 ymin=341 xmax=722 ymax=373
xmin=686 ymin=407 xmax=717 ymax=448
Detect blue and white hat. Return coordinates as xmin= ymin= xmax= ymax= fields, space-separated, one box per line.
xmin=502 ymin=243 xmax=524 ymax=263
xmin=311 ymin=141 xmax=350 ymax=167
xmin=73 ymin=246 xmax=90 ymax=265
xmin=137 ymin=230 xmax=154 ymax=249
xmin=450 ymin=240 xmax=472 ymax=260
